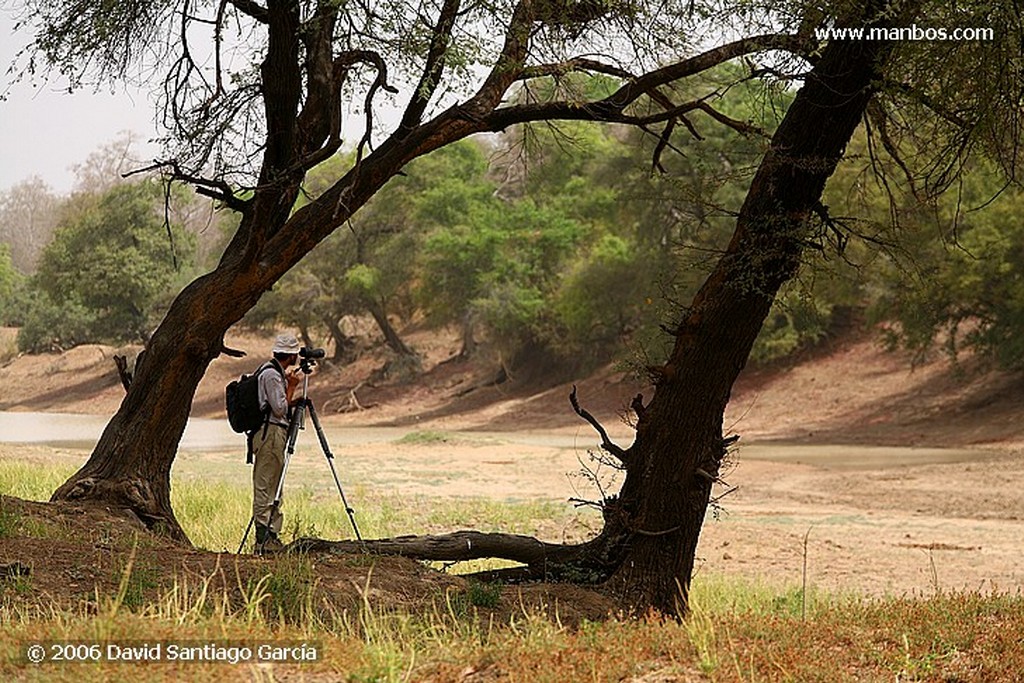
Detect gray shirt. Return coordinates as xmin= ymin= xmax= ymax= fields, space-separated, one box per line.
xmin=256 ymin=362 xmax=289 ymax=427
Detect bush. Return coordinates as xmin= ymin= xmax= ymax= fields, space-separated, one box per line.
xmin=16 ymin=291 xmax=98 ymax=353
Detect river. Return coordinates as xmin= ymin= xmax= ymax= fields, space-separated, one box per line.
xmin=0 ymin=411 xmax=994 ymax=470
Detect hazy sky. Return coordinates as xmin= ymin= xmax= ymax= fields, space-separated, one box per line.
xmin=1 ymin=11 xmax=161 ymax=195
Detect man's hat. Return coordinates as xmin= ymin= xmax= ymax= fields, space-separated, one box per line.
xmin=272 ymin=334 xmax=301 ymax=355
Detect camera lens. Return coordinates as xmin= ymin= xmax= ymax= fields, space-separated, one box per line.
xmin=300 ymin=346 xmax=326 ymax=359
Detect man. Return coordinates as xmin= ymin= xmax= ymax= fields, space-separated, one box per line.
xmin=252 ymin=333 xmax=303 ymax=553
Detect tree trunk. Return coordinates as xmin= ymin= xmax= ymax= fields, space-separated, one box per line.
xmin=48 ymin=133 xmax=430 ymax=537
xmin=599 ymin=31 xmax=902 ymax=615
xmin=367 ymin=299 xmax=417 ymax=359
xmin=46 ymin=0 xmax=907 ymax=618
xmin=325 ymin=317 xmax=356 ymax=363
xmin=458 ymin=310 xmax=477 ymax=358
xmin=50 ymin=269 xmax=252 ymax=541
xmin=291 ymin=23 xmax=906 ymax=617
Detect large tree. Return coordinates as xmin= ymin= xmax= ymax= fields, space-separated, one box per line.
xmin=11 ymin=0 xmax=1020 ymax=614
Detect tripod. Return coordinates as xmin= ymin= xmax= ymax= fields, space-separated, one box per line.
xmin=238 ymin=371 xmax=362 ymax=554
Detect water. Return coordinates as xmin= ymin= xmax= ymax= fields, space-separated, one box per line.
xmin=0 ymin=411 xmax=588 ymax=451
xmin=0 ymin=411 xmax=994 ymax=469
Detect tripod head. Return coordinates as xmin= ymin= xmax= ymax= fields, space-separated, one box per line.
xmin=298 ymin=345 xmax=325 ymax=374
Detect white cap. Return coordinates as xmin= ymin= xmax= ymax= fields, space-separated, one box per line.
xmin=271 ymin=334 xmax=301 ymax=355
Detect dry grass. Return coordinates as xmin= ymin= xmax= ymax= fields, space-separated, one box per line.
xmin=3 ymin=579 xmax=1023 ymax=681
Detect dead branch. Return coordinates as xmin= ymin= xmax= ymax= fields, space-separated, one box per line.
xmin=350 ymin=50 xmax=400 ymax=162
xmin=125 ymin=160 xmax=250 ymax=213
xmin=227 ymin=0 xmax=268 ymax=22
xmin=220 ymin=345 xmax=246 ymax=358
xmin=630 ymin=393 xmax=646 ymax=420
xmin=518 ymin=57 xmax=634 ymax=81
xmin=113 ymin=355 xmax=132 ymax=392
xmin=486 ymin=33 xmax=806 ymax=132
xmin=569 ymin=385 xmax=629 ymax=463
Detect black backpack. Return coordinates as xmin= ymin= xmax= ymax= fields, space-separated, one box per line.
xmin=225 ymin=361 xmax=284 ymax=461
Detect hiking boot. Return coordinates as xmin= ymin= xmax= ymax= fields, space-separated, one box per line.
xmin=256 ymin=532 xmax=285 ymax=556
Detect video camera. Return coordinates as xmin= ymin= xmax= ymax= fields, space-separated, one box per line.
xmin=298 ymin=346 xmax=325 ymax=374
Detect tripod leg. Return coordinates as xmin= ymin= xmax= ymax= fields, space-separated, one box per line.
xmin=237 ymin=514 xmax=256 ymax=554
xmin=263 ymin=403 xmax=305 ymax=545
xmin=306 ymin=401 xmax=363 ymax=542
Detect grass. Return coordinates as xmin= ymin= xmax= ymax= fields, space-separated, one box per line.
xmin=4 ymin=583 xmax=1023 ymax=681
xmin=165 ymin=471 xmax=577 ymax=554
xmin=0 ymin=460 xmax=78 ymax=502
xmin=3 ymin=453 xmax=1024 ymax=680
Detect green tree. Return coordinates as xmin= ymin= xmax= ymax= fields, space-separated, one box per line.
xmin=14 ymin=0 xmax=1021 ymax=616
xmin=871 ymin=165 xmax=1024 ymax=368
xmin=19 ymin=180 xmax=195 ymax=350
xmin=0 ymin=243 xmax=23 ymax=324
xmin=251 ymin=145 xmax=491 ymax=364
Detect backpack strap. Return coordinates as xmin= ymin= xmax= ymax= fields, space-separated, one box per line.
xmin=255 ymin=359 xmax=287 ymax=441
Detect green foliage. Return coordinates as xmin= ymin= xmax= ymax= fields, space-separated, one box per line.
xmin=0 ymin=243 xmax=24 ymax=326
xmin=549 ymin=233 xmax=653 ymax=357
xmin=15 ymin=290 xmax=97 ymax=353
xmin=247 ymin=146 xmax=477 ymax=356
xmin=868 ymin=162 xmax=1024 ymax=368
xmin=17 ymin=180 xmax=195 ymax=351
xmin=248 ymin=69 xmax=868 ymax=372
xmin=230 ymin=68 xmax=1022 ymax=373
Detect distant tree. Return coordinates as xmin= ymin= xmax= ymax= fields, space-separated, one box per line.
xmin=871 ymin=164 xmax=1024 ymax=368
xmin=19 ymin=180 xmax=195 ymax=350
xmin=0 ymin=176 xmax=61 ymax=273
xmin=71 ymin=132 xmax=144 ymax=195
xmin=0 ymin=243 xmax=23 ymax=324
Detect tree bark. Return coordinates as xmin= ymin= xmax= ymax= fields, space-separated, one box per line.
xmin=51 ymin=271 xmax=246 ymax=541
xmin=293 ymin=531 xmax=589 ymax=567
xmin=325 ymin=316 xmax=356 ymax=363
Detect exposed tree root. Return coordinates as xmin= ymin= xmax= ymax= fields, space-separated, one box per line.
xmin=290 ymin=530 xmax=622 ymax=584
xmin=50 ymin=475 xmax=190 ymax=544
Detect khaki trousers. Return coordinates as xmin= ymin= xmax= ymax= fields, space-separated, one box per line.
xmin=252 ymin=423 xmax=287 ymax=534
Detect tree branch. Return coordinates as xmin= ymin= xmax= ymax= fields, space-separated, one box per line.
xmin=465 ymin=1 xmax=534 ymax=115
xmin=400 ymin=0 xmax=461 ymax=132
xmin=692 ymin=100 xmax=767 ymax=137
xmin=483 ymin=33 xmax=806 ymax=131
xmin=884 ymin=80 xmax=969 ymax=129
xmin=866 ymin=100 xmax=919 ymax=195
xmin=126 ymin=160 xmax=251 ymax=213
xmin=569 ymin=385 xmax=630 ymax=463
xmin=227 ymin=0 xmax=268 ymax=22
xmin=518 ymin=57 xmax=634 ymax=81
xmin=342 ymin=50 xmax=399 ymax=162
